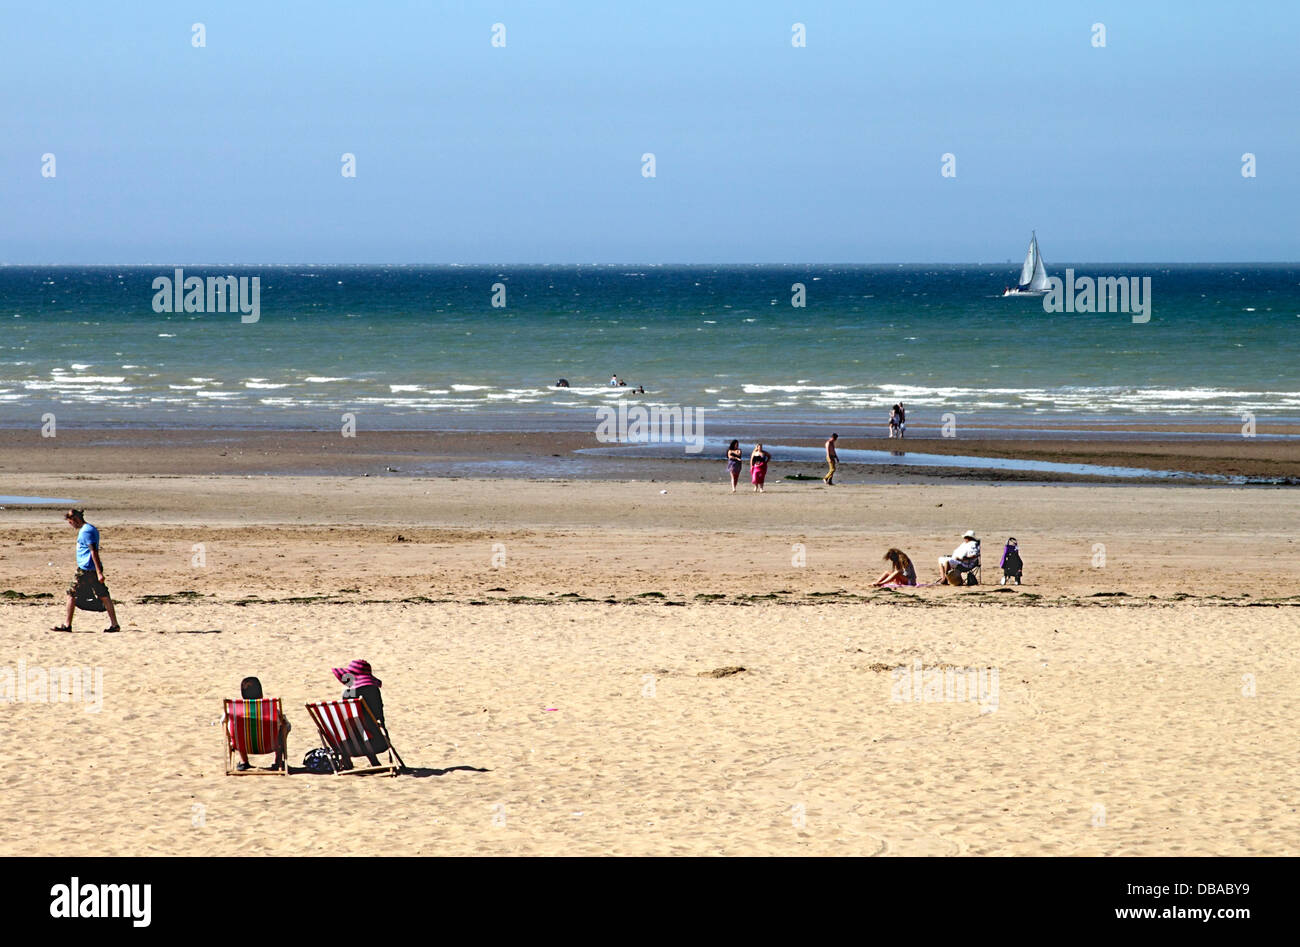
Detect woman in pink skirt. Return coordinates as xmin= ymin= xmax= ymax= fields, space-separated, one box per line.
xmin=749 ymin=444 xmax=771 ymax=493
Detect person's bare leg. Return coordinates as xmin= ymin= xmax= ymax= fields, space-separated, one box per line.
xmin=64 ymin=594 xmax=75 ymax=629
xmin=101 ymin=596 xmax=118 ymax=628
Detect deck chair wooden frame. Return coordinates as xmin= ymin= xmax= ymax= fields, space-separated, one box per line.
xmin=304 ymin=698 xmax=404 ymax=776
xmin=223 ymin=697 xmax=289 ymax=775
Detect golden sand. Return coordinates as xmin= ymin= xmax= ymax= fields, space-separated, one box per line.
xmin=2 ymin=473 xmax=1296 ymax=855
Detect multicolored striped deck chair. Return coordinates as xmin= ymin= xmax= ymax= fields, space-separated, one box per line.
xmin=304 ymin=699 xmax=402 ymax=776
xmin=223 ymin=698 xmax=289 ymax=775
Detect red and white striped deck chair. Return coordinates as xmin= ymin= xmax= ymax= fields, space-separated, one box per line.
xmin=223 ymin=698 xmax=289 ymax=775
xmin=304 ymin=698 xmax=402 ymax=775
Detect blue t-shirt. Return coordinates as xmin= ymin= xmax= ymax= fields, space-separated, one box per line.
xmin=76 ymin=523 xmax=99 ymax=570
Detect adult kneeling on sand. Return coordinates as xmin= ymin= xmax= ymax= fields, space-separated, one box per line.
xmin=938 ymin=530 xmax=981 ymax=586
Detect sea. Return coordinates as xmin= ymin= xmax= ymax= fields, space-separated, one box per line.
xmin=2 ymin=264 xmax=1297 ymax=434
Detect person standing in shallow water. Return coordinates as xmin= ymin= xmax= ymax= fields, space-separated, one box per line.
xmin=726 ymin=440 xmax=743 ymax=493
xmin=749 ymin=444 xmax=771 ymax=493
xmin=53 ymin=508 xmax=119 ymax=633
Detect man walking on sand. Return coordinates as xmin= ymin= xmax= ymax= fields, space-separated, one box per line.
xmin=823 ymin=433 xmax=839 ymax=485
xmin=52 ymin=508 xmax=120 ymax=633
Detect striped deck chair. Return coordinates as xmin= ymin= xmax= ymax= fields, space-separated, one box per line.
xmin=304 ymin=699 xmax=403 ymax=776
xmin=223 ymin=698 xmax=289 ymax=775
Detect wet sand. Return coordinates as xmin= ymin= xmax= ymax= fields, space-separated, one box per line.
xmin=1 ymin=426 xmax=1296 ymax=481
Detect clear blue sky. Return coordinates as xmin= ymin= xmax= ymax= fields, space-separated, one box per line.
xmin=3 ymin=1 xmax=1295 ymax=263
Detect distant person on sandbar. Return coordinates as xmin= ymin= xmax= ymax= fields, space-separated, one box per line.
xmin=888 ymin=404 xmax=901 ymax=438
xmin=52 ymin=508 xmax=119 ymax=633
xmin=897 ymin=403 xmax=906 ymax=438
xmin=749 ymin=444 xmax=771 ymax=493
xmin=823 ymin=433 xmax=839 ymax=485
xmin=872 ymin=548 xmax=917 ymax=587
xmin=726 ymin=439 xmax=743 ymax=492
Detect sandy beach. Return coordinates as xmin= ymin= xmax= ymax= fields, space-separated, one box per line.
xmin=2 ymin=464 xmax=1297 ymax=856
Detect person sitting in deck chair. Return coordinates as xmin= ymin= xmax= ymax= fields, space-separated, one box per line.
xmin=333 ymin=659 xmax=388 ymax=767
xmin=227 ymin=676 xmax=290 ymax=772
xmin=938 ymin=530 xmax=981 ymax=586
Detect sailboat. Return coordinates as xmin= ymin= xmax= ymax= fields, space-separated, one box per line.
xmin=1002 ymin=231 xmax=1051 ymax=296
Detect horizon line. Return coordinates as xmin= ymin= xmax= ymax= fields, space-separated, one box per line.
xmin=3 ymin=260 xmax=1298 ymax=268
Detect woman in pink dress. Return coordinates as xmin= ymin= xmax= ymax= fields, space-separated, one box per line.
xmin=749 ymin=444 xmax=771 ymax=493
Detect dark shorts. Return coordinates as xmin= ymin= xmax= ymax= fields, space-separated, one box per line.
xmin=68 ymin=568 xmax=110 ymax=600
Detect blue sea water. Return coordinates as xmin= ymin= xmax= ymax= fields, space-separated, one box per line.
xmin=1 ymin=264 xmax=1297 ymax=432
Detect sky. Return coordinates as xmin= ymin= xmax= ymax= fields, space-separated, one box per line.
xmin=2 ymin=1 xmax=1296 ymax=263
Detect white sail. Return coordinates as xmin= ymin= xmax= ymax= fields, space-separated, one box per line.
xmin=1018 ymin=236 xmax=1036 ymax=288
xmin=1027 ymin=233 xmax=1050 ymax=292
xmin=1010 ymin=231 xmax=1051 ymax=294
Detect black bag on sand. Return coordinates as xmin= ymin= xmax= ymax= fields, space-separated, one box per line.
xmin=303 ymin=747 xmax=340 ymax=774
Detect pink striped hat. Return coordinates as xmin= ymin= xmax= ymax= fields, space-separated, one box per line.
xmin=332 ymin=659 xmax=381 ymax=689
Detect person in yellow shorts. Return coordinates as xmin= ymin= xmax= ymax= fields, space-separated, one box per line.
xmin=823 ymin=433 xmax=839 ymax=485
